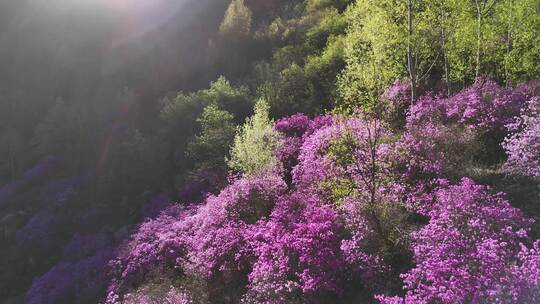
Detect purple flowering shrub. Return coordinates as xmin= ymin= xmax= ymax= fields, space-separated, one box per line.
xmin=179 ymin=174 xmax=286 ymax=278
xmin=382 ymin=80 xmax=411 ymax=105
xmin=396 ymin=80 xmax=540 ymax=181
xmin=290 ymin=116 xmax=412 ymax=292
xmin=377 ymin=178 xmax=540 ymax=303
xmin=124 ymin=287 xmax=192 ymax=304
xmin=407 ymin=79 xmax=534 ymax=130
xmin=106 ymin=174 xmax=286 ymax=303
xmin=274 ymin=113 xmax=311 ymax=137
xmin=274 ymin=114 xmax=333 ymax=184
xmin=293 ymin=117 xmax=395 ymax=197
xmin=339 ymin=197 xmax=401 ymax=293
xmin=16 ymin=211 xmax=63 ymax=250
xmin=380 ymin=80 xmax=411 ymax=129
xmin=106 ymin=205 xmax=194 ymax=303
xmin=27 ymin=248 xmax=113 ymax=304
xmin=244 ymin=192 xmax=345 ymax=303
xmin=397 ymin=122 xmax=478 ymax=180
xmin=503 ymin=96 xmax=540 ymax=179
xmin=403 ymin=79 xmax=540 ymax=165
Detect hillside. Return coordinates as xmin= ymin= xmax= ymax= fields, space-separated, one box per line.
xmin=0 ymin=0 xmax=539 ymax=303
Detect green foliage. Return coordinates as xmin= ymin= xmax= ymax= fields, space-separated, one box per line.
xmin=187 ymin=104 xmax=236 ymax=178
xmin=253 ymin=3 xmax=347 ymax=117
xmin=428 ymin=0 xmax=540 ymax=84
xmin=219 ymin=0 xmax=253 ymax=39
xmin=161 ymin=77 xmax=252 ymax=127
xmin=337 ymin=0 xmax=441 ymax=110
xmin=160 ymin=77 xmax=253 ymax=186
xmin=498 ymin=0 xmax=540 ymax=83
xmin=228 ymin=99 xmax=281 ymax=175
xmin=322 ymin=131 xmax=364 ymax=202
xmin=336 ymin=0 xmax=540 ymax=113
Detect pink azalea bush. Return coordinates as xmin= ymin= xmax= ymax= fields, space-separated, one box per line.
xmin=503 ymin=96 xmax=540 ymax=178
xmin=397 ymin=122 xmax=477 ymax=180
xmin=124 ymin=287 xmax=192 ymax=304
xmin=406 ymin=79 xmax=534 ymax=131
xmin=397 ymin=79 xmax=539 ymax=182
xmin=106 ymin=174 xmax=286 ymax=303
xmin=274 ymin=114 xmax=333 ymax=183
xmin=244 ymin=192 xmax=345 ymax=303
xmin=292 ymin=117 xmax=395 ymax=197
xmin=377 ymin=178 xmax=540 ymax=303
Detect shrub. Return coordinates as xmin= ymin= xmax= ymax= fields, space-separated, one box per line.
xmin=503 ymin=96 xmax=540 ymax=178
xmin=377 ymin=178 xmax=539 ymax=303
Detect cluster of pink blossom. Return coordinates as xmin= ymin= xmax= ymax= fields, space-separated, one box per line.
xmin=180 ymin=174 xmax=286 ymax=277
xmin=377 ymin=179 xmax=540 ymax=303
xmin=274 ymin=114 xmax=333 ymax=183
xmin=397 ymin=79 xmax=539 ymax=182
xmin=105 ymin=205 xmax=194 ymax=303
xmin=27 ymin=248 xmax=113 ymax=304
xmin=245 ymin=192 xmax=345 ymax=302
xmin=123 ymin=287 xmax=192 ymax=304
xmin=407 ymin=79 xmax=535 ymax=131
xmin=293 ymin=118 xmax=383 ymax=188
xmin=396 ymin=122 xmax=477 ymax=180
xmin=503 ymin=96 xmax=540 ymax=178
xmin=382 ymin=80 xmax=411 ymax=104
xmin=106 ymin=175 xmax=287 ymax=303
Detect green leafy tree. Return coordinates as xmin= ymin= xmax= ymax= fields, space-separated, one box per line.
xmin=253 ymin=3 xmax=347 ymax=117
xmin=337 ymin=0 xmax=442 ymax=110
xmin=219 ymin=0 xmax=253 ymax=39
xmin=160 ymin=77 xmax=253 ymax=188
xmin=228 ymin=99 xmax=281 ymax=175
xmin=187 ymin=104 xmax=236 ymax=180
xmin=338 ymin=0 xmax=408 ymax=110
xmin=497 ymin=0 xmax=540 ymax=84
